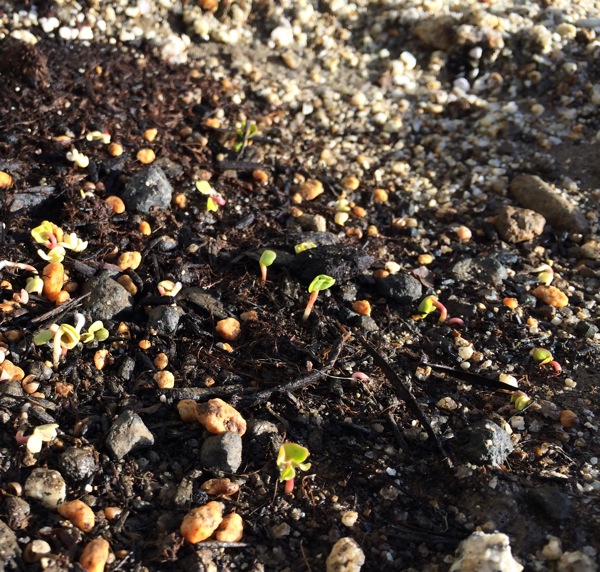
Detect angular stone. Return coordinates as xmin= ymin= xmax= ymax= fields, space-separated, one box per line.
xmin=289 ymin=246 xmax=374 ymax=285
xmin=452 ymin=420 xmax=513 ymax=466
xmin=122 ymin=165 xmax=173 ymax=213
xmin=81 ymin=272 xmax=133 ymax=321
xmin=200 ymin=432 xmax=243 ymax=473
xmin=495 ymin=205 xmax=546 ymax=243
xmin=0 ymin=519 xmax=21 ymax=566
xmin=105 ymin=410 xmax=154 ymax=460
xmin=59 ymin=447 xmax=97 ymax=482
xmin=376 ymin=273 xmax=422 ymax=305
xmin=449 ymin=531 xmax=523 ymax=572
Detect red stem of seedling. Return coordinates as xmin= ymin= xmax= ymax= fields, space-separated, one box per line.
xmin=549 ymin=360 xmax=562 ymax=374
xmin=46 ymin=232 xmax=58 ymax=249
xmin=284 ymin=478 xmax=295 ymax=494
xmin=431 ymin=299 xmax=447 ymax=322
xmin=302 ymin=291 xmax=319 ymax=321
xmin=447 ymin=317 xmax=464 ymax=326
xmin=260 ymin=264 xmax=267 ymax=285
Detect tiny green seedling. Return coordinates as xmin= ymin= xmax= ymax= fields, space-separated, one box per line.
xmin=259 ymin=250 xmax=277 ymax=284
xmin=531 ymin=347 xmax=562 ymax=373
xmin=81 ymin=321 xmax=109 ymax=344
xmin=16 ymin=423 xmax=59 ymax=454
xmin=233 ymin=121 xmax=258 ymax=152
xmin=511 ymin=391 xmax=532 ymax=412
xmin=415 ymin=295 xmax=447 ymax=322
xmin=302 ymin=274 xmax=336 ymax=321
xmin=277 ymin=442 xmax=311 ymax=495
xmin=294 ymin=241 xmax=317 ymax=254
xmin=532 ymin=264 xmax=554 ymax=286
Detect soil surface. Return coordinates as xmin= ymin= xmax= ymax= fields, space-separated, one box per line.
xmin=1 ymin=3 xmax=600 ymax=572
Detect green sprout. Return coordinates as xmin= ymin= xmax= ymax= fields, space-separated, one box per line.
xmin=81 ymin=321 xmax=109 ymax=344
xmin=415 ymin=295 xmax=447 ymax=322
xmin=259 ymin=250 xmax=277 ymax=285
xmin=233 ymin=121 xmax=258 ymax=152
xmin=532 ymin=264 xmax=554 ymax=286
xmin=530 ymin=348 xmax=562 ymax=373
xmin=511 ymin=392 xmax=532 ymax=412
xmin=302 ymin=274 xmax=336 ymax=321
xmin=16 ymin=423 xmax=59 ymax=454
xmin=277 ymin=442 xmax=311 ymax=495
xmin=294 ymin=241 xmax=317 ymax=254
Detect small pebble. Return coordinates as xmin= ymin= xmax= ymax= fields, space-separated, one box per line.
xmin=136 ymin=148 xmax=156 ymax=164
xmin=180 ymin=501 xmax=223 ymax=543
xmin=341 ymin=511 xmax=359 ymax=527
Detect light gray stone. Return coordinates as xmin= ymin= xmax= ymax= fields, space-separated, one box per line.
xmin=105 ymin=410 xmax=154 ymax=460
xmin=24 ymin=468 xmax=66 ymax=509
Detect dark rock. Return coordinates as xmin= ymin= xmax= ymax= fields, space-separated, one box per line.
xmin=452 ymin=420 xmax=514 ymax=466
xmin=178 ymin=288 xmax=231 ymax=320
xmin=147 ymin=305 xmax=184 ymax=336
xmin=451 ymin=257 xmax=508 ymax=285
xmin=0 ymin=518 xmax=21 ymax=567
xmin=122 ymin=165 xmax=173 ymax=213
xmin=173 ymin=477 xmax=194 ymax=509
xmin=59 ymin=447 xmax=97 ymax=482
xmin=289 ymin=246 xmax=374 ymax=285
xmin=25 ymin=360 xmax=54 ymax=381
xmin=4 ymin=496 xmax=30 ymax=531
xmin=495 ymin=205 xmax=546 ymax=243
xmin=105 ymin=410 xmax=154 ymax=460
xmin=0 ymin=381 xmax=24 ymax=408
xmin=445 ymin=298 xmax=478 ymax=319
xmin=527 ymin=484 xmax=574 ymax=521
xmin=81 ymin=272 xmax=133 ymax=321
xmin=200 ymin=432 xmax=243 ymax=473
xmin=510 ymin=174 xmax=589 ymax=233
xmin=8 ymin=185 xmax=56 ymax=212
xmin=575 ymin=321 xmax=599 ymax=339
xmin=118 ymin=355 xmax=136 ymax=380
xmin=339 ymin=307 xmax=379 ymax=331
xmin=157 ymin=236 xmax=178 ymax=252
xmin=376 ymin=273 xmax=423 ymax=305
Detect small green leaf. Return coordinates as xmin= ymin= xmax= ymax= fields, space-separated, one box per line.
xmin=294 ymin=241 xmax=317 ymax=254
xmin=259 ymin=250 xmax=277 ymax=267
xmin=531 ymin=348 xmax=553 ymax=365
xmin=33 ymin=330 xmax=54 ymax=345
xmin=418 ymin=296 xmax=436 ymax=315
xmin=279 ymin=465 xmax=295 ymax=482
xmin=281 ymin=442 xmax=310 ymax=463
xmin=308 ymin=275 xmax=336 ymax=294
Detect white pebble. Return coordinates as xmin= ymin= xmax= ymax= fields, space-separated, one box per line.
xmin=341 ymin=511 xmax=359 ymax=527
xmin=400 ymin=51 xmax=417 ymax=70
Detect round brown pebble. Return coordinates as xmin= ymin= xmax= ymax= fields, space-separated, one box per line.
xmin=117 ymin=275 xmax=138 ymax=296
xmin=79 ymin=538 xmax=110 ymax=572
xmin=373 ymin=188 xmax=388 ymax=203
xmin=503 ymin=297 xmax=519 ymax=310
xmin=201 ymin=478 xmax=240 ymax=497
xmin=352 ymin=300 xmax=372 ymax=316
xmin=215 ymin=317 xmax=241 ymax=341
xmin=118 ymin=251 xmax=142 ymax=271
xmin=0 ymin=171 xmax=14 ymax=188
xmin=42 ymin=262 xmax=65 ymax=302
xmin=104 ymin=196 xmax=125 ymax=214
xmin=559 ymin=409 xmax=578 ymax=429
xmin=299 ymin=179 xmax=324 ymax=201
xmin=94 ymin=350 xmax=109 ymax=370
xmin=341 ymin=176 xmax=360 ymax=191
xmin=139 ymin=221 xmax=152 ymax=236
xmin=154 ymin=353 xmax=168 ymax=370
xmin=351 ymin=206 xmax=367 ymax=218
xmin=173 ymin=193 xmax=187 ymax=208
xmin=57 ymin=500 xmax=95 ymax=532
xmin=136 ymin=148 xmax=155 ymax=164
xmin=456 ymin=225 xmax=473 ymax=241
xmin=532 ymin=285 xmax=569 ymax=308
xmin=252 ymin=169 xmax=269 ymax=184
xmin=154 ymin=370 xmax=174 ymax=389
xmin=104 ymin=507 xmax=122 ymax=521
xmin=143 ymin=128 xmax=158 ymax=142
xmin=214 ymin=513 xmax=244 ymax=542
xmin=180 ymin=501 xmax=223 ymax=544
xmin=196 ymin=398 xmax=247 ymax=436
xmin=107 ymin=142 xmax=123 ymax=157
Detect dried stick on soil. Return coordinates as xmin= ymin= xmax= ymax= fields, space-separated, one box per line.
xmin=239 ymin=337 xmax=345 ymax=407
xmin=28 ymin=292 xmax=91 ymax=325
xmin=359 ymin=336 xmax=453 ymax=467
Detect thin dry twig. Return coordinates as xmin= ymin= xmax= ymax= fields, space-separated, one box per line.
xmin=359 ymin=336 xmax=453 ymax=466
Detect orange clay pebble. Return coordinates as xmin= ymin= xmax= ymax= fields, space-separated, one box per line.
xmin=154 ymin=353 xmax=168 ymax=370
xmin=116 ymin=275 xmax=138 ymax=296
xmin=94 ymin=349 xmax=109 ymax=370
xmin=203 ymin=117 xmax=221 ymax=129
xmin=456 ymin=225 xmax=472 ymax=241
xmin=201 ymin=478 xmax=240 ymax=497
xmin=107 ymin=142 xmax=123 ymax=157
xmin=299 ymin=179 xmax=324 ymax=201
xmin=104 ymin=507 xmax=122 ymax=521
xmin=143 ymin=128 xmax=158 ymax=142
xmin=55 ymin=291 xmax=71 ymax=306
xmin=366 ymin=225 xmax=379 ymax=237
xmin=196 ymin=398 xmax=247 ymax=436
xmin=341 ymin=176 xmax=360 ymax=191
xmin=177 ymin=399 xmax=200 ymax=423
xmin=532 ymin=285 xmax=569 ymax=308
xmin=503 ymin=298 xmax=519 ymax=310
xmin=214 ymin=513 xmax=244 ymax=542
xmin=136 ymin=148 xmax=155 ymax=164
xmin=154 ymin=370 xmax=175 ymax=389
xmin=138 ymin=339 xmax=151 ymax=350
xmin=373 ymin=188 xmax=388 ymax=203
xmin=352 ymin=206 xmax=367 ymax=218
xmin=42 ymin=262 xmax=65 ymax=302
xmin=372 ymin=269 xmax=389 ymax=279
xmin=104 ymin=196 xmax=125 ymax=214
xmin=118 ymin=251 xmax=142 ymax=271
xmin=79 ymin=538 xmax=110 ymax=572
xmin=352 ymin=300 xmax=372 ymax=316
xmin=215 ymin=318 xmax=241 ymax=341
xmin=57 ymin=500 xmax=95 ymax=532
xmin=199 ymin=0 xmax=219 ymax=11
xmin=139 ymin=220 xmax=151 ymax=236
xmin=559 ymin=409 xmax=578 ymax=429
xmin=0 ymin=360 xmax=25 ymax=382
xmin=240 ymin=310 xmax=259 ymax=321
xmin=180 ymin=501 xmax=223 ymax=544
xmin=252 ymin=169 xmax=269 ymax=183
xmin=418 ymin=253 xmax=434 ymax=265
xmin=0 ymin=171 xmax=14 ymax=188
xmin=173 ymin=193 xmax=187 ymax=208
